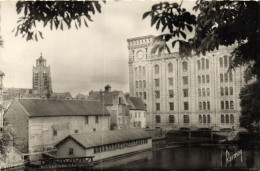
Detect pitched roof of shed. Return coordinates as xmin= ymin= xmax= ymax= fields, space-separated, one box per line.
xmin=17 ymin=99 xmax=110 ymax=117
xmin=55 ymin=129 xmax=151 ymax=149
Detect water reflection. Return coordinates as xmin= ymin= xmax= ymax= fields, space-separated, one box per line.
xmin=95 ymin=141 xmax=260 ymax=170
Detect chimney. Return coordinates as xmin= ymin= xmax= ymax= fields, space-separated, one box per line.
xmin=105 ymin=84 xmax=111 ymax=92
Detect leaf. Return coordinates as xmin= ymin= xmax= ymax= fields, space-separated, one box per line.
xmin=172 ymin=40 xmax=178 ymax=48
xmin=151 ymin=15 xmax=159 ymax=26
xmin=38 ymin=31 xmax=44 ymax=39
xmin=186 ymin=24 xmax=193 ymax=32
xmin=84 ymin=18 xmax=88 ymax=27
xmin=35 ymin=33 xmax=38 ymax=41
xmin=180 ymin=31 xmax=186 ymax=39
xmin=156 ymin=19 xmax=160 ymax=30
xmin=143 ymin=11 xmax=151 ymax=19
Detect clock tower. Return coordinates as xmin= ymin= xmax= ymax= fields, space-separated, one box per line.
xmin=127 ymin=35 xmax=155 ymax=97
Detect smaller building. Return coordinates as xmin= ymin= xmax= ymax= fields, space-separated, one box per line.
xmin=51 ymin=92 xmax=73 ymax=100
xmin=125 ymin=95 xmax=147 ymax=128
xmin=55 ymin=129 xmax=152 ymax=161
xmin=88 ymin=85 xmax=130 ymax=130
xmin=4 ymin=99 xmax=110 ymax=154
xmin=74 ymin=93 xmax=88 ymax=100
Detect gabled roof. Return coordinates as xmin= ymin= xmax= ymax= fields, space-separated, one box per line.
xmin=125 ymin=96 xmax=146 ymax=111
xmin=55 ymin=129 xmax=151 ymax=149
xmin=87 ymin=91 xmax=121 ymax=105
xmin=16 ymin=99 xmax=110 ymax=117
xmin=51 ymin=92 xmax=72 ymax=99
xmin=74 ymin=93 xmax=86 ymax=100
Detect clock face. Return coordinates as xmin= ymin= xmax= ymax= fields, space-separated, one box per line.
xmin=137 ymin=51 xmax=144 ymax=60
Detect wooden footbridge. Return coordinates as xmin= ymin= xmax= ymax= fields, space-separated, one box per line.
xmin=40 ymin=156 xmax=95 ymax=169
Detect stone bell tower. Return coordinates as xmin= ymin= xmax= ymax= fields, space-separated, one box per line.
xmin=32 ymin=53 xmax=53 ymax=98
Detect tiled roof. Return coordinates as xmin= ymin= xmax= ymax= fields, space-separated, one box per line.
xmin=17 ymin=99 xmax=110 ymax=117
xmin=74 ymin=93 xmax=86 ymax=100
xmin=55 ymin=129 xmax=151 ymax=149
xmin=87 ymin=91 xmax=120 ymax=105
xmin=125 ymin=96 xmax=146 ymax=111
xmin=51 ymin=92 xmax=72 ymax=99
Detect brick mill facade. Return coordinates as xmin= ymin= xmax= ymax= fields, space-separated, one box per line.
xmin=127 ymin=35 xmax=246 ymax=131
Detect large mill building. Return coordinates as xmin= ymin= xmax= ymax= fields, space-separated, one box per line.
xmin=127 ymin=35 xmax=246 ymax=131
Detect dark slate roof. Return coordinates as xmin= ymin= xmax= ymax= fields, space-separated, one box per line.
xmin=125 ymin=96 xmax=146 ymax=111
xmin=17 ymin=99 xmax=110 ymax=117
xmin=55 ymin=129 xmax=151 ymax=149
xmin=74 ymin=93 xmax=86 ymax=100
xmin=51 ymin=92 xmax=72 ymax=99
xmin=87 ymin=91 xmax=120 ymax=105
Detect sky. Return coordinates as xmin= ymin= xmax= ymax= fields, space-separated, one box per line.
xmin=0 ymin=1 xmax=195 ymax=97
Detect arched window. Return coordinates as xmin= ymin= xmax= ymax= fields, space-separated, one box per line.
xmin=199 ymin=102 xmax=202 ymax=110
xmin=202 ymin=58 xmax=205 ymax=69
xmin=197 ymin=60 xmax=201 ymax=70
xmin=226 ymin=114 xmax=229 ymax=123
xmin=135 ymin=81 xmax=138 ymax=88
xmin=202 ymin=75 xmax=205 ymax=83
xmin=143 ymin=92 xmax=146 ymax=99
xmin=206 ymin=75 xmax=210 ymax=83
xmin=220 ymin=87 xmax=224 ymax=96
xmin=225 ymin=87 xmax=228 ymax=95
xmin=139 ymin=66 xmax=142 ymax=78
xmin=207 ymin=115 xmax=211 ymax=123
xmin=169 ymin=115 xmax=174 ymax=123
xmin=184 ymin=115 xmax=189 ymax=123
xmin=219 ymin=58 xmax=223 ymax=67
xmin=140 ymin=92 xmax=143 ymax=99
xmin=154 ymin=65 xmax=159 ymax=74
xmin=229 ymin=56 xmax=232 ymax=66
xmin=203 ymin=101 xmax=206 ymax=110
xmin=198 ymin=76 xmax=201 ymax=84
xmin=230 ymin=114 xmax=234 ymax=123
xmin=143 ymin=80 xmax=146 ymax=88
xmin=203 ymin=115 xmax=206 ymax=123
xmin=198 ymin=89 xmax=201 ymax=96
xmin=203 ymin=88 xmax=206 ymax=96
xmin=135 ymin=67 xmax=138 ymax=78
xmin=206 ymin=59 xmax=209 ymax=69
xmin=220 ymin=74 xmax=223 ymax=82
xmin=143 ymin=67 xmax=146 ymax=77
xmin=224 ymin=56 xmax=228 ymax=67
xmin=221 ymin=114 xmax=225 ymax=124
xmin=139 ymin=81 xmax=142 ymax=89
xmin=182 ymin=61 xmax=188 ymax=71
xmin=168 ymin=63 xmax=173 ymax=73
xmin=156 ymin=115 xmax=161 ymax=123
xmin=199 ymin=115 xmax=202 ymax=123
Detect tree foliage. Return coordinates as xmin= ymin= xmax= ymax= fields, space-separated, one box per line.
xmin=0 ymin=122 xmax=14 ymax=157
xmin=13 ymin=1 xmax=104 ymax=41
xmin=144 ymin=0 xmax=260 ymax=131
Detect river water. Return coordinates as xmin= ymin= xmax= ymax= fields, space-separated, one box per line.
xmin=93 ymin=141 xmax=260 ymax=170
xmin=20 ymin=141 xmax=260 ymax=170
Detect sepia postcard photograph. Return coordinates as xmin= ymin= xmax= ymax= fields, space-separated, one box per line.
xmin=0 ymin=0 xmax=259 ymax=170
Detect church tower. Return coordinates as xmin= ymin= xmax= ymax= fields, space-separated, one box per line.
xmin=0 ymin=71 xmax=4 ymax=128
xmin=32 ymin=54 xmax=52 ymax=98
